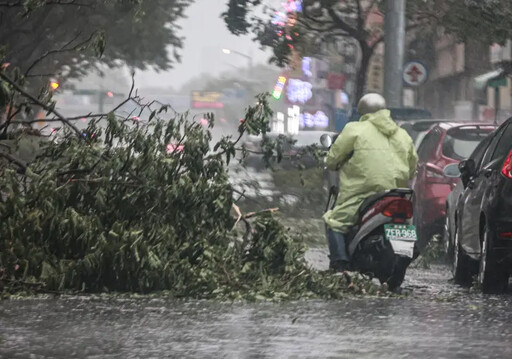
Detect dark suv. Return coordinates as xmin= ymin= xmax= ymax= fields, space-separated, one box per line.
xmin=451 ymin=117 xmax=512 ymax=293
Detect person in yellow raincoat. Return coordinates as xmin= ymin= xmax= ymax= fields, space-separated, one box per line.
xmin=323 ymin=94 xmax=418 ymax=271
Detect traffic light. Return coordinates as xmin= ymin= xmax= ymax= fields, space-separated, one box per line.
xmin=272 ymin=76 xmax=287 ymax=100
xmin=49 ymin=80 xmax=60 ymax=91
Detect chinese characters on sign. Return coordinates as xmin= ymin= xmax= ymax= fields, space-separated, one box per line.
xmin=302 ymin=57 xmax=312 ymax=78
xmin=283 ymin=0 xmax=302 ymax=13
xmin=287 ymin=106 xmax=300 ymax=135
xmin=273 ymin=112 xmax=285 ymax=134
xmin=273 ymin=76 xmax=287 ymax=99
xmin=299 ymin=111 xmax=329 ymax=129
xmin=287 ymin=79 xmax=313 ymax=104
xmin=191 ymin=91 xmax=224 ymax=109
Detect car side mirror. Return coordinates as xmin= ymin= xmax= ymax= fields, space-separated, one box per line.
xmin=443 ymin=163 xmax=460 ymax=178
xmin=459 ymin=159 xmax=476 ymax=188
xmin=320 ymin=134 xmax=333 ymax=149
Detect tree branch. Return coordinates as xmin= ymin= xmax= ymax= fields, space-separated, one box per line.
xmin=25 ymin=31 xmax=95 ymax=76
xmin=0 ymin=151 xmax=27 ymax=171
xmin=0 ymin=0 xmax=92 ymax=8
xmin=0 ymin=72 xmax=82 ymax=136
xmin=355 ymin=0 xmax=364 ymax=32
xmin=327 ymin=8 xmax=360 ymax=39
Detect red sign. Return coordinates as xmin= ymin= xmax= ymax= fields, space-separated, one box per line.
xmin=403 ymin=62 xmax=428 ymax=86
xmin=327 ymin=73 xmax=346 ymax=90
xmin=191 ymin=91 xmax=224 ymax=109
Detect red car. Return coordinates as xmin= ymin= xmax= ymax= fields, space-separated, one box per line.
xmin=411 ymin=122 xmax=496 ymax=251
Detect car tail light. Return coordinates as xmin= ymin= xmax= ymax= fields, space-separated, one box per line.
xmin=501 ymin=150 xmax=512 ymax=179
xmin=499 ymin=232 xmax=512 ymax=239
xmin=382 ymin=199 xmax=413 ymax=220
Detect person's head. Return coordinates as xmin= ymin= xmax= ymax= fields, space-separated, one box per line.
xmin=357 ymin=93 xmax=387 ymax=116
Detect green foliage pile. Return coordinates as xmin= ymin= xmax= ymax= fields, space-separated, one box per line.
xmin=0 ymin=96 xmax=372 ymax=299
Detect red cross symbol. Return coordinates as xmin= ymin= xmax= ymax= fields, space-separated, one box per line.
xmin=407 ymin=65 xmax=423 ymax=83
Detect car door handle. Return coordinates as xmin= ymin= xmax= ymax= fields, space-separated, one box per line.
xmin=483 ymin=169 xmax=493 ymax=178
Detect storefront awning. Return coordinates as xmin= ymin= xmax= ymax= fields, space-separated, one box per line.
xmin=474 ymin=69 xmax=504 ymax=90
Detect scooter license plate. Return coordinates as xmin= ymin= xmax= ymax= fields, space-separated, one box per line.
xmin=384 ymin=224 xmax=417 ymax=258
xmin=384 ymin=224 xmax=417 ymax=242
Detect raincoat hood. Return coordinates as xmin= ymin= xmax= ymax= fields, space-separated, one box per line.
xmin=360 ymin=109 xmax=398 ymax=137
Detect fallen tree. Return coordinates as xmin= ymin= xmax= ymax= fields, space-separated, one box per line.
xmin=0 ymin=84 xmax=383 ymax=299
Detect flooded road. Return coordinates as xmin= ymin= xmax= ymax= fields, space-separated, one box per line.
xmin=1 ymin=261 xmax=512 ymax=359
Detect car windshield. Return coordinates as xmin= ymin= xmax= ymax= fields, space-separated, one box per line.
xmin=442 ymin=128 xmax=493 ymax=160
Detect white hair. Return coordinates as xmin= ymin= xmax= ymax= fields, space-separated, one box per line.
xmin=357 ymin=93 xmax=387 ymax=116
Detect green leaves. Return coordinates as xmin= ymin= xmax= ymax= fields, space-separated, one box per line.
xmin=0 ymin=80 xmax=10 ymax=108
xmin=92 ymin=31 xmax=107 ymax=58
xmin=0 ymin=94 xmax=368 ymax=300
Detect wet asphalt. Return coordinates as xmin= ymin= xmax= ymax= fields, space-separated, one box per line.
xmin=2 ymin=162 xmax=512 ymax=358
xmin=1 ymin=252 xmax=511 ymax=359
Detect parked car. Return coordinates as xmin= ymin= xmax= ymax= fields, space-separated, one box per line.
xmin=243 ymin=130 xmax=337 ymax=170
xmin=411 ymin=123 xmax=496 ymax=251
xmin=446 ymin=118 xmax=512 ymax=293
xmin=444 ymin=134 xmax=495 ymax=256
xmin=398 ymin=120 xmax=444 ymax=149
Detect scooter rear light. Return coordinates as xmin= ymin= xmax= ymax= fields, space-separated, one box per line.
xmin=382 ymin=199 xmax=413 ymax=219
xmin=501 ymin=150 xmax=512 ymax=179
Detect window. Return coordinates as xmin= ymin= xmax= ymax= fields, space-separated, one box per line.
xmin=417 ymin=128 xmax=442 ymax=162
xmin=491 ymin=124 xmax=512 ymax=162
xmin=471 ymin=135 xmax=494 ymax=170
xmin=442 ymin=128 xmax=492 ymax=161
xmin=481 ymin=128 xmax=504 ymax=167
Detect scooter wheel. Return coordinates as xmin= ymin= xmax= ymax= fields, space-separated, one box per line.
xmin=386 ymin=256 xmax=412 ymax=291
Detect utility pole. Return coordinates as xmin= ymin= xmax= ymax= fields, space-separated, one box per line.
xmin=384 ymin=0 xmax=406 ymax=107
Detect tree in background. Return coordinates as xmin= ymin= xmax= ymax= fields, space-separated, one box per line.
xmin=223 ymin=0 xmax=434 ymax=102
xmin=431 ymin=0 xmax=512 ymax=45
xmin=0 ymin=0 xmax=192 ymax=134
xmin=0 ymin=0 xmax=192 ymax=79
xmin=223 ymin=0 xmax=512 ymax=103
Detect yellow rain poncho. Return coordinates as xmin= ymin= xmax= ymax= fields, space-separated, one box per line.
xmin=323 ymin=109 xmax=418 ymax=233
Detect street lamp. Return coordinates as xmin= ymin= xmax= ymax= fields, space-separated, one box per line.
xmin=221 ymin=48 xmax=253 ymax=70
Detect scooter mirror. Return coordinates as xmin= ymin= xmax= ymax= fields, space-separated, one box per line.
xmin=320 ymin=134 xmax=333 ymax=148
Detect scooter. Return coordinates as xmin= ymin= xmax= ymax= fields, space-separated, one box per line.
xmin=321 ymin=134 xmax=417 ymax=290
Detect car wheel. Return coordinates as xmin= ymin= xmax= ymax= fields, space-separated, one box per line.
xmin=444 ymin=212 xmax=453 ymax=257
xmin=478 ymin=225 xmax=509 ymax=294
xmin=452 ymin=224 xmax=475 ymax=286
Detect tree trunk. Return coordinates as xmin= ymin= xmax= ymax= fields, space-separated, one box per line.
xmin=354 ymin=42 xmax=374 ymax=105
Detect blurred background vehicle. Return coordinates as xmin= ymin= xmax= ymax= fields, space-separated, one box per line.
xmin=349 ymin=107 xmax=432 ymax=123
xmin=411 ymin=122 xmax=496 ymax=251
xmin=243 ymin=130 xmax=336 ymax=170
xmin=448 ymin=117 xmax=512 ymax=293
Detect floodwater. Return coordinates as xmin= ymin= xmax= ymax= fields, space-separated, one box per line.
xmin=1 ymin=260 xmax=512 ymax=359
